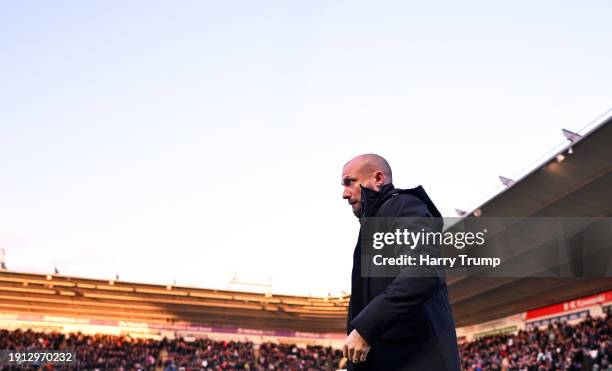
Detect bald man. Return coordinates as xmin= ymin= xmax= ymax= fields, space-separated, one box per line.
xmin=341 ymin=154 xmax=460 ymax=371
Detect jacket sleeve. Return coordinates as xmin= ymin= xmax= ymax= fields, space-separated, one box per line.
xmin=350 ymin=194 xmax=443 ymax=345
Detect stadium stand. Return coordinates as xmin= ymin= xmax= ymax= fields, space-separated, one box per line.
xmin=0 ymin=271 xmax=347 ymax=348
xmin=0 ymin=329 xmax=343 ymax=370
xmin=460 ymin=313 xmax=611 ymax=370
xmin=0 ymin=312 xmax=610 ymax=370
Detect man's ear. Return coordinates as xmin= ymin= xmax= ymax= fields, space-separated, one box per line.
xmin=375 ymin=171 xmax=384 ymax=186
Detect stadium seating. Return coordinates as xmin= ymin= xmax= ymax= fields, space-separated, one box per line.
xmin=0 ymin=329 xmax=343 ymax=370
xmin=460 ymin=314 xmax=611 ymax=370
xmin=1 ymin=313 xmax=610 ymax=370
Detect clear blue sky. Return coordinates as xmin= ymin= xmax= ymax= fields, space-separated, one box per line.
xmin=1 ymin=0 xmax=611 ymax=295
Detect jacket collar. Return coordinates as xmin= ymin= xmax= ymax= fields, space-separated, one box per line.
xmin=360 ymin=184 xmax=445 ymax=231
xmin=360 ymin=183 xmax=397 ymax=218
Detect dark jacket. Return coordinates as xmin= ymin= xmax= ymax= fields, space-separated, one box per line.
xmin=347 ymin=183 xmax=460 ymax=371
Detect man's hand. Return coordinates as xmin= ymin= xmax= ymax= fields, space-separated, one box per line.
xmin=343 ymin=329 xmax=371 ymax=364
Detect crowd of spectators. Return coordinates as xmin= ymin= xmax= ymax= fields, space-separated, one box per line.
xmin=461 ymin=313 xmax=611 ymax=370
xmin=257 ymin=342 xmax=343 ymax=370
xmin=1 ymin=313 xmax=610 ymax=370
xmin=0 ymin=329 xmax=342 ymax=370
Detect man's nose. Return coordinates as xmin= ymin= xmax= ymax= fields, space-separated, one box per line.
xmin=342 ymin=188 xmax=351 ymax=200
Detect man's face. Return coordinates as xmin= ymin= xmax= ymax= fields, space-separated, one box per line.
xmin=341 ymin=160 xmax=379 ymax=218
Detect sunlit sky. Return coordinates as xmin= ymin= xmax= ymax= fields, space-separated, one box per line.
xmin=1 ymin=1 xmax=611 ymax=296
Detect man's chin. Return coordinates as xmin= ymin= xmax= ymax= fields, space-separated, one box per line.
xmin=352 ymin=207 xmax=361 ymax=218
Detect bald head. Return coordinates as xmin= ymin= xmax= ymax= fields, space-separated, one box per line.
xmin=341 ymin=154 xmax=393 ymax=217
xmin=344 ymin=154 xmax=393 ymax=184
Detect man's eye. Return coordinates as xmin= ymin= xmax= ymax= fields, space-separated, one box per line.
xmin=343 ymin=179 xmax=353 ymax=186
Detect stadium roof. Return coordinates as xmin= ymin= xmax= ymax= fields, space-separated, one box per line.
xmin=448 ymin=113 xmax=612 ymax=327
xmin=0 ymin=270 xmax=347 ymax=333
